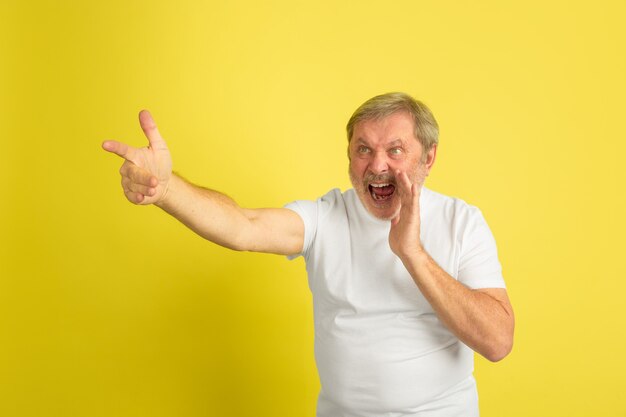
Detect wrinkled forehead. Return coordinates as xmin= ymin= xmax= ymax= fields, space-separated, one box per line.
xmin=350 ymin=111 xmax=417 ymax=143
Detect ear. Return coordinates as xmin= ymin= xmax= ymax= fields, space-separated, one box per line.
xmin=423 ymin=144 xmax=437 ymax=175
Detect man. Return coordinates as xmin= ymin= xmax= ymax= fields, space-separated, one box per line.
xmin=103 ymin=92 xmax=514 ymax=416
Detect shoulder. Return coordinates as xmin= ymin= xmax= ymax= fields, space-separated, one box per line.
xmin=421 ymin=188 xmax=495 ymax=251
xmin=283 ymin=188 xmax=352 ymax=259
xmin=284 ymin=188 xmax=348 ymax=221
xmin=422 ymin=187 xmax=484 ymax=224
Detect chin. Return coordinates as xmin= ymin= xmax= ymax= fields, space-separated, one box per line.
xmin=368 ymin=206 xmax=399 ymax=220
xmin=361 ymin=194 xmax=400 ymax=220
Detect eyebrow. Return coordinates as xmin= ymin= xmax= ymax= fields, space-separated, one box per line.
xmin=356 ymin=138 xmax=405 ymax=147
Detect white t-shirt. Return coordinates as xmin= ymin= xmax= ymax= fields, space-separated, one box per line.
xmin=285 ymin=187 xmax=505 ymax=417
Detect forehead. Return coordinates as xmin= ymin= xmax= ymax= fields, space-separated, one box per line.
xmin=351 ymin=111 xmax=417 ymax=144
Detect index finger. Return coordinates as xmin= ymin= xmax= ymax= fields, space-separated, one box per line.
xmin=102 ymin=140 xmax=137 ymax=161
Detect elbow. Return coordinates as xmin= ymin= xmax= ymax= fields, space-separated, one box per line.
xmin=225 ymin=237 xmax=251 ymax=252
xmin=208 ymin=232 xmax=250 ymax=252
xmin=483 ymin=339 xmax=513 ymax=362
xmin=213 ymin=225 xmax=254 ymax=252
xmin=483 ymin=305 xmax=516 ymax=362
xmin=482 ymin=328 xmax=514 ymax=362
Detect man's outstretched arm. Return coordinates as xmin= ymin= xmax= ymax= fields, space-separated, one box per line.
xmin=102 ymin=110 xmax=304 ymax=256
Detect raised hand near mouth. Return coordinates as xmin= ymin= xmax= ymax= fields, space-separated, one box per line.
xmin=102 ymin=110 xmax=173 ymax=205
xmin=389 ymin=170 xmax=423 ymax=259
xmin=389 ymin=168 xmax=515 ymax=363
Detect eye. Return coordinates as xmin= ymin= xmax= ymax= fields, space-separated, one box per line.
xmin=389 ymin=147 xmax=403 ymax=155
xmin=357 ymin=145 xmax=370 ymax=154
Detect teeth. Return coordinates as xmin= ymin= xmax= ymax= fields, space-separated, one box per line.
xmin=370 ymin=183 xmax=390 ymax=188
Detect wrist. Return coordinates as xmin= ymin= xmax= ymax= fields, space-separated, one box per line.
xmin=397 ymin=244 xmax=429 ymax=268
xmin=155 ymin=174 xmax=178 ymax=209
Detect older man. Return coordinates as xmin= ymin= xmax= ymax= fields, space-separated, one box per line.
xmin=103 ymin=92 xmax=514 ymax=417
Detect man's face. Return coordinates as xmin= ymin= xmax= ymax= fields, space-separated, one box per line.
xmin=348 ymin=111 xmax=436 ymax=220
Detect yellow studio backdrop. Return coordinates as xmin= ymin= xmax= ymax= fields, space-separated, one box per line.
xmin=1 ymin=0 xmax=624 ymax=416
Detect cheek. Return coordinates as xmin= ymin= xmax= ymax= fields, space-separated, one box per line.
xmin=402 ymin=156 xmax=422 ymax=171
xmin=349 ymin=159 xmax=367 ymax=176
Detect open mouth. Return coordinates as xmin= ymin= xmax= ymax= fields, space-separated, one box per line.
xmin=369 ymin=183 xmax=396 ymax=202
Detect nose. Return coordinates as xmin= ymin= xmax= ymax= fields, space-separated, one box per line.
xmin=369 ymin=151 xmax=390 ymax=175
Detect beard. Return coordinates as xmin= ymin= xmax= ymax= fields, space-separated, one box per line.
xmin=349 ymin=162 xmax=428 ymax=220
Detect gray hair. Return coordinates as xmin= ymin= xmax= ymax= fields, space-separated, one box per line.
xmin=346 ymin=92 xmax=439 ymax=152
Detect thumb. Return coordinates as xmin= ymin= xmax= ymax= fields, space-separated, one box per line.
xmin=139 ymin=110 xmax=168 ymax=150
xmin=390 ymin=213 xmax=400 ymax=227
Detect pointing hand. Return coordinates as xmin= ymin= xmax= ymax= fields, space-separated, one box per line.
xmin=102 ymin=110 xmax=173 ymax=205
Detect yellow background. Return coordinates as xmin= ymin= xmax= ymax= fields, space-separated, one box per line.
xmin=1 ymin=1 xmax=625 ymax=416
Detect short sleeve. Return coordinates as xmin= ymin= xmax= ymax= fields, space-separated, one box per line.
xmin=284 ymin=199 xmax=318 ymax=260
xmin=457 ymin=208 xmax=506 ymax=289
xmin=284 ymin=189 xmax=341 ymax=261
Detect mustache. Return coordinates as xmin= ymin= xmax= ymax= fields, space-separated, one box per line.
xmin=363 ymin=173 xmax=396 ymax=184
